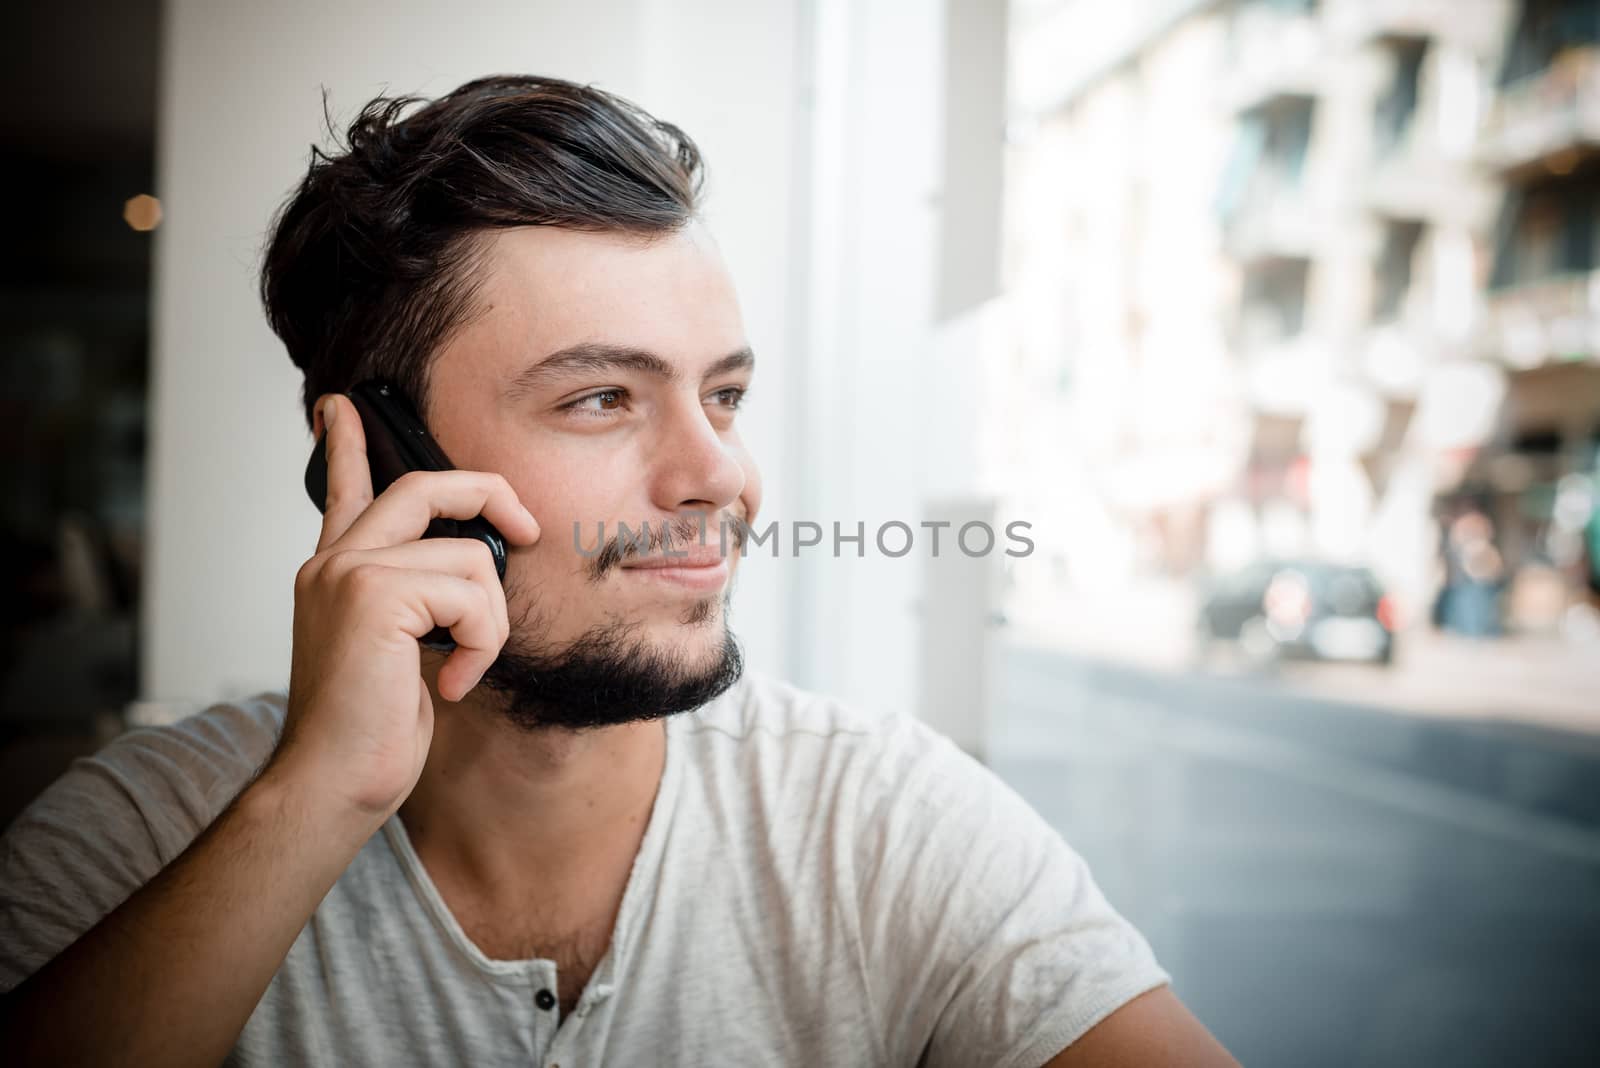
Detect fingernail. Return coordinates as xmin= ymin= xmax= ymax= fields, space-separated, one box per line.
xmin=322 ymin=396 xmax=338 ymax=429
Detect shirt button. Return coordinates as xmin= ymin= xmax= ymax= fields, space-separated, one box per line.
xmin=535 ymin=989 xmax=556 ymax=1011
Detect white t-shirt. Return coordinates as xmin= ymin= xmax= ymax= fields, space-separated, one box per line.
xmin=0 ymin=668 xmax=1169 ymax=1066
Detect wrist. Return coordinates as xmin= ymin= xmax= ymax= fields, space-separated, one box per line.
xmin=248 ymin=750 xmax=393 ymax=853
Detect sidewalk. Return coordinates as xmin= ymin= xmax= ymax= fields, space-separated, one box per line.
xmin=1009 ymin=579 xmax=1600 ymax=736
xmin=1277 ymin=627 xmax=1600 ymax=735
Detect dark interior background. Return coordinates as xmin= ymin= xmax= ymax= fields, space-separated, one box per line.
xmin=1 ymin=0 xmax=161 ymax=828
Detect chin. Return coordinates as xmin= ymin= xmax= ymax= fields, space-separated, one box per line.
xmin=639 ymin=600 xmax=728 ymax=648
xmin=481 ymin=596 xmax=744 ymax=732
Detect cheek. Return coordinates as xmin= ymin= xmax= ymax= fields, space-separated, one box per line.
xmin=500 ymin=430 xmax=761 ymax=539
xmin=505 ymin=439 xmax=668 ymax=559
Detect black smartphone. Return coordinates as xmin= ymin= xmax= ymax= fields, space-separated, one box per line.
xmin=304 ymin=378 xmax=508 ymax=653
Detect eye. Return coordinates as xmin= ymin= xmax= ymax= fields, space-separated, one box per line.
xmin=561 ymin=389 xmax=627 ymax=417
xmin=709 ymin=386 xmax=749 ymax=411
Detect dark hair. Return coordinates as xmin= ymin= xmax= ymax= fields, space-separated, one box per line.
xmin=259 ymin=74 xmax=706 ymax=429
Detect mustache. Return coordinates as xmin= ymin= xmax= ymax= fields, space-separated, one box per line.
xmin=583 ymin=511 xmax=749 ymax=580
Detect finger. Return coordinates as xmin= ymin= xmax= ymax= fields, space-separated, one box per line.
xmin=380 ymin=567 xmax=504 ymax=702
xmin=335 ymin=538 xmax=509 ymax=643
xmin=334 ymin=469 xmax=541 ymax=555
xmin=316 ymin=394 xmax=376 ymax=553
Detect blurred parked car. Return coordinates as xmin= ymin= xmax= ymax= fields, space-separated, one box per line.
xmin=1195 ymin=559 xmax=1397 ymax=668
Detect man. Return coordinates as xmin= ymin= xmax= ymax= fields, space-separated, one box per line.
xmin=0 ymin=75 xmax=1236 ymax=1066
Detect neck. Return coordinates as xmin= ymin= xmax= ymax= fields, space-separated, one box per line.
xmin=399 ymin=669 xmax=668 ymax=896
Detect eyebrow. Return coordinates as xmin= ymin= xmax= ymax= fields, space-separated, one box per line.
xmin=506 ymin=342 xmax=755 ymax=397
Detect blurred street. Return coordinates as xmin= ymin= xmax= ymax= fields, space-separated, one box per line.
xmin=1012 ymin=576 xmax=1600 ymax=734
xmin=991 ymin=640 xmax=1600 ymax=1068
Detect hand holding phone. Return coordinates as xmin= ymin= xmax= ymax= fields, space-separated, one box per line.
xmin=304 ymin=380 xmax=508 ymax=652
xmin=276 ymin=383 xmax=540 ymax=820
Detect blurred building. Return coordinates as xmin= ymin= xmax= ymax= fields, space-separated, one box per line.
xmin=1000 ymin=0 xmax=1600 ymax=639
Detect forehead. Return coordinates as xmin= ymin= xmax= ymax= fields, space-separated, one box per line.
xmin=457 ymin=222 xmax=747 ymax=374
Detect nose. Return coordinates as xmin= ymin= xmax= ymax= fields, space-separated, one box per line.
xmin=646 ymin=392 xmax=746 ymax=517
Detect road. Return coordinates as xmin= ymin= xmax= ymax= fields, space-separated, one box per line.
xmin=988 ymin=642 xmax=1600 ymax=1067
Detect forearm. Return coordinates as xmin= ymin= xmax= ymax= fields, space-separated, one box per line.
xmin=2 ymin=759 xmax=382 ymax=1068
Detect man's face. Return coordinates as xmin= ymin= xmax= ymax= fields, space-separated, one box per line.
xmin=423 ymin=221 xmax=761 ymax=729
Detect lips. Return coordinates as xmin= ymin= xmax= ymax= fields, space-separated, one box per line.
xmin=618 ymin=547 xmax=732 ymax=593
xmin=620 ymin=546 xmax=728 ymax=570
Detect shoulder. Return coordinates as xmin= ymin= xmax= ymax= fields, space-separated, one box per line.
xmin=0 ymin=691 xmax=288 ymax=991
xmin=675 ymin=671 xmax=1170 ymax=1066
xmin=105 ymin=692 xmax=285 ymax=811
xmin=674 ymin=668 xmax=954 ymax=792
xmin=10 ymin=691 xmax=287 ymax=864
xmin=671 ymin=668 xmax=991 ymax=853
xmin=678 ymin=667 xmax=966 ymax=769
xmin=117 ymin=691 xmax=287 ymax=772
xmin=678 ymin=668 xmax=895 ymax=742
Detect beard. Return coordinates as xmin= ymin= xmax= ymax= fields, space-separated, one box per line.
xmin=476 ymin=602 xmax=744 ymax=732
xmin=473 ymin=514 xmax=747 ymax=731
